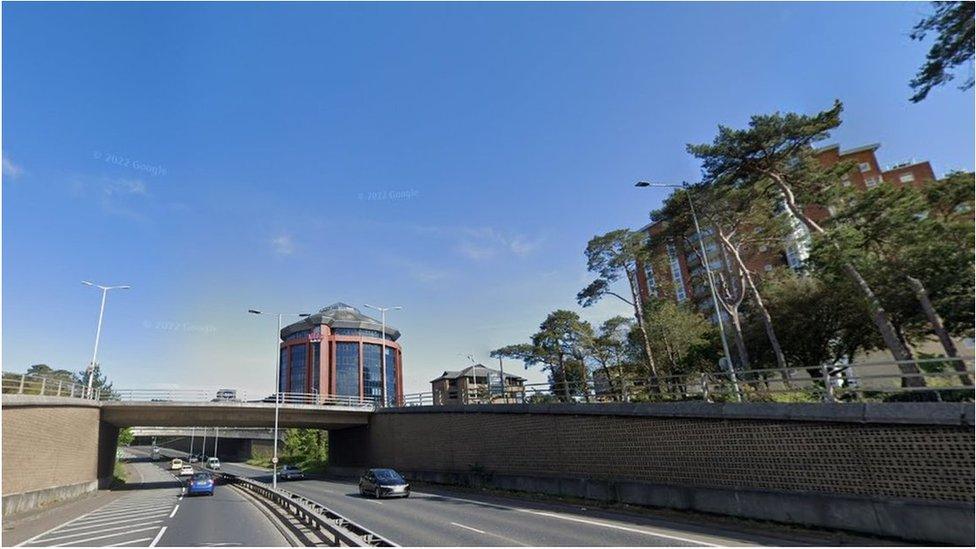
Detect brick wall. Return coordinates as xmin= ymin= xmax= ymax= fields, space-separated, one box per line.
xmin=330 ymin=403 xmax=974 ymax=543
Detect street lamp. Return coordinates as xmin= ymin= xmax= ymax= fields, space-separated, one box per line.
xmin=248 ymin=309 xmax=309 ymax=489
xmin=635 ymin=181 xmax=742 ymax=401
xmin=81 ymin=281 xmax=131 ymax=399
xmin=363 ymin=304 xmax=401 ymax=407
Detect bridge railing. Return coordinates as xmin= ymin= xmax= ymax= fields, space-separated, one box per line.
xmin=102 ymin=389 xmax=378 ymax=409
xmin=1 ymin=372 xmax=100 ymax=400
xmin=397 ymin=356 xmax=975 ymax=407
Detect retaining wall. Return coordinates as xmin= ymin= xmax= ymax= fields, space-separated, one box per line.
xmin=329 ymin=402 xmax=975 ymax=545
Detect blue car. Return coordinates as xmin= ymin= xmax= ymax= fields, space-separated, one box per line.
xmin=186 ymin=472 xmax=215 ymax=496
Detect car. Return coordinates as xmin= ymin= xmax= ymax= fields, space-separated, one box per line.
xmin=170 ymin=458 xmax=183 ymax=470
xmin=187 ymin=455 xmax=199 ymax=463
xmin=359 ymin=468 xmax=410 ymax=499
xmin=212 ymin=389 xmax=239 ymax=402
xmin=179 ymin=464 xmax=194 ymax=476
xmin=186 ymin=472 xmax=215 ymax=496
xmin=205 ymin=457 xmax=221 ymax=470
xmin=277 ymin=465 xmax=305 ymax=481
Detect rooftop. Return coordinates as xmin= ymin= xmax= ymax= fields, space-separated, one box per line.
xmin=280 ymin=302 xmax=401 ymax=340
xmin=431 ymin=364 xmax=526 ymax=383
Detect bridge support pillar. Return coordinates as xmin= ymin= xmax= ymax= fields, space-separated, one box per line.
xmin=97 ymin=421 xmax=119 ymax=488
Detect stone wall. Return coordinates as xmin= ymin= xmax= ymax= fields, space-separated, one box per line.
xmin=2 ymin=397 xmax=117 ymax=516
xmin=330 ymin=402 xmax=975 ymax=544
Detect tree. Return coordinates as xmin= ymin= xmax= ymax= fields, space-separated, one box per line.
xmin=26 ymin=364 xmax=77 ymax=385
xmin=641 ymin=300 xmax=718 ymax=388
xmin=812 ymin=174 xmax=975 ymax=384
xmin=578 ymin=230 xmax=660 ymax=385
xmin=909 ymin=1 xmax=975 ymax=102
xmin=743 ymin=271 xmax=881 ymax=380
xmin=75 ymin=364 xmax=115 ymax=397
xmin=687 ymin=101 xmax=925 ymax=386
xmin=584 ymin=316 xmax=634 ymax=399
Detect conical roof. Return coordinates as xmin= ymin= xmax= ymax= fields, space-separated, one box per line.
xmin=280 ymin=302 xmax=401 ymax=341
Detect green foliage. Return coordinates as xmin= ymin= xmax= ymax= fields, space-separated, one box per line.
xmin=642 ymin=300 xmax=718 ymax=376
xmin=909 ymin=1 xmax=975 ymax=102
xmin=118 ymin=427 xmax=134 ymax=447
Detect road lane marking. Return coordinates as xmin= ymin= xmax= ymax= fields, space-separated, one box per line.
xmin=48 ymin=513 xmax=171 ymax=532
xmin=36 ymin=521 xmax=164 ymax=543
xmin=412 ymin=491 xmax=720 ymax=547
xmin=149 ymin=527 xmax=167 ymax=548
xmin=50 ymin=526 xmax=162 ymax=547
xmin=363 ymin=499 xmax=384 ymax=504
xmin=105 ymin=538 xmax=153 ymax=547
xmin=104 ymin=538 xmax=154 ymax=547
xmin=450 ymin=522 xmax=486 ymax=534
xmin=70 ymin=506 xmax=169 ymax=521
xmin=168 ymin=505 xmax=179 ymax=518
xmin=15 ymin=498 xmax=135 ymax=546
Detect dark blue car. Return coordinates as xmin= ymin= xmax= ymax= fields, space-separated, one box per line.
xmin=186 ymin=472 xmax=214 ymax=496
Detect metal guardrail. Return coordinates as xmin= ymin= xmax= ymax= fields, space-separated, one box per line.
xmin=219 ymin=472 xmax=397 ymax=547
xmin=1 ymin=372 xmax=100 ymax=400
xmin=401 ymin=357 xmax=975 ymax=406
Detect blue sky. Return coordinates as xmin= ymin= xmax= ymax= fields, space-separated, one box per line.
xmin=3 ymin=2 xmax=973 ymax=395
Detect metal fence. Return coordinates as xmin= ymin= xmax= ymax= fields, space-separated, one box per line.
xmin=1 ymin=372 xmax=101 ymax=400
xmin=219 ymin=472 xmax=396 ymax=547
xmin=401 ymin=357 xmax=975 ymax=406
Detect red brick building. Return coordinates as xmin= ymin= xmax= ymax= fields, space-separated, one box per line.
xmin=635 ymin=143 xmax=937 ymax=315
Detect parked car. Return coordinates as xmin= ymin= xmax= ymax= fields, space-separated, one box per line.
xmin=212 ymin=389 xmax=238 ymax=402
xmin=277 ymin=465 xmax=305 ymax=480
xmin=206 ymin=457 xmax=221 ymax=470
xmin=179 ymin=464 xmax=194 ymax=476
xmin=186 ymin=472 xmax=214 ymax=496
xmin=359 ymin=468 xmax=410 ymax=499
xmin=170 ymin=458 xmax=183 ymax=470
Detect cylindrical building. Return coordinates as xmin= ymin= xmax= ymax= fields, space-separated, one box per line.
xmin=278 ymin=303 xmax=403 ymax=405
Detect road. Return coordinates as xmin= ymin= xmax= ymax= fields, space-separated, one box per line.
xmin=213 ymin=460 xmax=819 ymax=547
xmin=16 ymin=449 xmax=288 ymax=547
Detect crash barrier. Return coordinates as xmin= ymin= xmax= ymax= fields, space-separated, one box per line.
xmin=218 ymin=473 xmax=396 ymax=547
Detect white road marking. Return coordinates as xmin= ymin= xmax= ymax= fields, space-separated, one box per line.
xmin=50 ymin=525 xmax=162 ymax=547
xmin=69 ymin=506 xmax=169 ymax=522
xmin=15 ymin=498 xmax=129 ymax=546
xmin=48 ymin=513 xmax=171 ymax=532
xmin=450 ymin=522 xmax=486 ymax=534
xmin=168 ymin=505 xmax=179 ymax=518
xmin=364 ymin=499 xmax=384 ymax=505
xmin=104 ymin=537 xmax=154 ymax=547
xmin=414 ymin=491 xmax=720 ymax=547
xmin=149 ymin=527 xmax=167 ymax=548
xmin=35 ymin=521 xmax=164 ymax=543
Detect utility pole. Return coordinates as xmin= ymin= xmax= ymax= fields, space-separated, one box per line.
xmin=81 ymin=281 xmax=130 ymax=399
xmin=364 ymin=304 xmax=402 ymax=407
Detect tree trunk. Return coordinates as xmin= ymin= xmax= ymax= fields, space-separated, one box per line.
xmin=764 ymin=171 xmax=922 ymax=386
xmin=716 ymin=228 xmax=792 ymax=386
xmin=906 ymin=275 xmax=972 ymax=386
xmin=626 ymin=267 xmax=661 ymax=393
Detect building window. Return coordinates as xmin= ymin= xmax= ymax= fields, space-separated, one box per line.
xmin=764 ymin=264 xmax=773 ymax=272
xmin=385 ymin=346 xmax=397 ymax=405
xmin=289 ymin=345 xmax=307 ymax=393
xmin=362 ymin=344 xmax=382 ymax=400
xmin=645 ymin=265 xmax=659 ymax=297
xmin=666 ymin=243 xmax=687 ymax=302
xmin=335 ymin=342 xmax=360 ymax=397
xmin=858 ymin=162 xmax=871 ymax=173
xmin=310 ymin=343 xmax=320 ymax=393
xmin=284 ymin=330 xmax=310 ymax=341
xmin=864 ymin=176 xmax=880 ymax=189
xmin=278 ymin=348 xmax=288 ymax=393
xmin=899 ymin=173 xmax=915 ymax=183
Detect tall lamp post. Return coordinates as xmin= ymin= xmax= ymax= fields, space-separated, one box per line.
xmin=363 ymin=304 xmax=401 ymax=407
xmin=248 ymin=309 xmax=309 ymax=489
xmin=635 ymin=181 xmax=742 ymax=401
xmin=81 ymin=281 xmax=130 ymax=399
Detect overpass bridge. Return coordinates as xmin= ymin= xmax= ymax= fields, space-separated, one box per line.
xmin=2 ymin=371 xmax=974 ymax=545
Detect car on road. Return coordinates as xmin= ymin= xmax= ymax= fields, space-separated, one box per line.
xmin=186 ymin=472 xmax=215 ymax=496
xmin=277 ymin=465 xmax=305 ymax=481
xmin=170 ymin=458 xmax=183 ymax=470
xmin=179 ymin=464 xmax=195 ymax=476
xmin=188 ymin=455 xmax=199 ymax=463
xmin=206 ymin=457 xmax=221 ymax=470
xmin=359 ymin=468 xmax=410 ymax=499
xmin=212 ymin=388 xmax=239 ymax=402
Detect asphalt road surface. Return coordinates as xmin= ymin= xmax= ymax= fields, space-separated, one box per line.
xmin=214 ymin=460 xmax=817 ymax=547
xmin=17 ymin=449 xmax=288 ymax=547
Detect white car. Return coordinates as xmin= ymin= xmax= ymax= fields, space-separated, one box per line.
xmin=206 ymin=457 xmax=221 ymax=470
xmin=179 ymin=464 xmax=194 ymax=476
xmin=170 ymin=458 xmax=183 ymax=470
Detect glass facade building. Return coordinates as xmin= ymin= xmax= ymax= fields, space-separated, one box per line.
xmin=276 ymin=303 xmax=403 ymax=404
